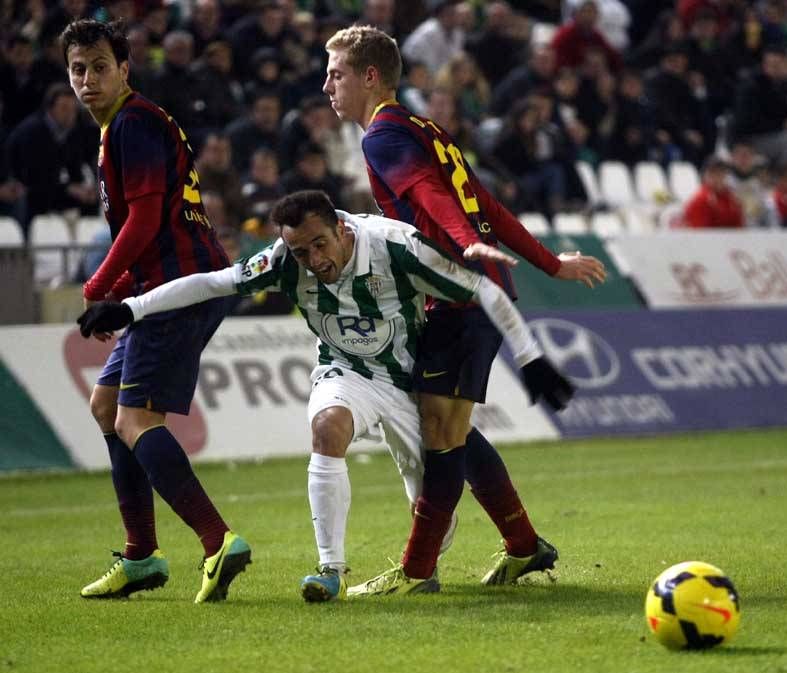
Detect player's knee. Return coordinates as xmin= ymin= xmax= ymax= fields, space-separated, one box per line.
xmin=311 ymin=409 xmax=352 ymax=457
xmin=421 ymin=410 xmax=469 ymax=450
xmin=89 ymin=387 xmax=117 ymax=432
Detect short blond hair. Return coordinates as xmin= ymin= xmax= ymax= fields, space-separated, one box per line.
xmin=325 ymin=25 xmax=402 ymax=90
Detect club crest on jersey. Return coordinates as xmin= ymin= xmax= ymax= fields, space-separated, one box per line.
xmin=364 ymin=275 xmax=384 ymax=298
xmin=321 ymin=314 xmax=395 ymax=357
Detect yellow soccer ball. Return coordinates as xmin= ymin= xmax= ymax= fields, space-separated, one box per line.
xmin=645 ymin=561 xmax=741 ymax=650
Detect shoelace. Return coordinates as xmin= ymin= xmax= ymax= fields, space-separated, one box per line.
xmin=98 ymin=551 xmax=125 ymax=580
xmin=363 ymin=559 xmax=404 ymax=591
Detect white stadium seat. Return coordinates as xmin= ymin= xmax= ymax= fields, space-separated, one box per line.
xmin=518 ymin=212 xmax=551 ymax=236
xmin=0 ymin=217 xmax=24 ymax=247
xmin=634 ymin=162 xmax=671 ymax=205
xmin=668 ymin=161 xmax=701 ymax=202
xmin=575 ymin=160 xmax=603 ymax=207
xmin=622 ymin=208 xmax=657 ymax=234
xmin=77 ymin=216 xmax=106 ymax=244
xmin=599 ymin=161 xmax=637 ymax=209
xmin=553 ymin=212 xmax=589 ymax=235
xmin=590 ymin=211 xmax=624 ymax=238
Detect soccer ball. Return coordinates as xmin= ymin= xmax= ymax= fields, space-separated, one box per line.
xmin=645 ymin=561 xmax=741 ymax=650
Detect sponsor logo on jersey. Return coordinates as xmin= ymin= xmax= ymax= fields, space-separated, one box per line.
xmin=321 ymin=315 xmax=395 ymax=357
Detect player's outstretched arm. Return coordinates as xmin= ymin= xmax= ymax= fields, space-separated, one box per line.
xmin=473 ymin=276 xmax=574 ymax=411
xmin=554 ymin=251 xmax=607 ymax=288
xmin=76 ymin=266 xmax=239 ymax=338
xmin=463 ymin=242 xmax=517 ymax=267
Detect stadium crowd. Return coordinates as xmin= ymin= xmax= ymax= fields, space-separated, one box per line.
xmin=1 ymin=0 xmax=787 ymax=303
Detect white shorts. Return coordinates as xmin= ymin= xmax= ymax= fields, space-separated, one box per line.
xmin=308 ymin=364 xmax=424 ymax=504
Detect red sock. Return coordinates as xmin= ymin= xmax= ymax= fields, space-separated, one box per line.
xmin=119 ymin=501 xmax=158 ymax=560
xmin=402 ymin=497 xmax=454 ymax=579
xmin=471 ymin=486 xmax=538 ymax=557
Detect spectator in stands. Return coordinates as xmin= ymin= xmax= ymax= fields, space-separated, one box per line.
xmin=359 ymin=0 xmax=397 ymax=36
xmin=181 ymin=0 xmax=224 ymax=58
xmin=0 ymin=33 xmax=39 ymax=128
xmin=190 ymin=40 xmax=244 ymax=133
xmin=434 ymin=51 xmax=490 ymax=124
xmin=225 ymin=89 xmax=282 ymax=174
xmin=720 ymin=5 xmax=766 ymax=77
xmin=195 ymin=132 xmax=247 ymax=228
xmin=551 ymin=0 xmax=622 ymax=73
xmin=148 ymin=31 xmax=204 ymax=139
xmin=29 ymin=28 xmax=70 ymax=103
xmin=681 ymin=156 xmax=744 ymax=228
xmin=279 ymin=95 xmax=335 ymax=172
xmin=243 ymin=46 xmax=299 ymax=112
xmin=727 ymin=141 xmax=770 ymax=228
xmin=227 ymin=0 xmax=296 ymax=81
xmin=677 ymin=0 xmax=739 ymax=37
xmin=126 ymin=22 xmax=155 ymax=96
xmin=627 ymin=8 xmax=685 ymax=70
xmin=765 ymin=163 xmax=787 ymax=228
xmin=241 ymin=147 xmax=284 ymax=223
xmin=730 ymin=42 xmax=787 ymax=168
xmin=398 ymin=59 xmax=432 ymax=116
xmin=280 ymin=141 xmax=345 ymax=208
xmin=40 ymin=0 xmax=90 ymax=45
xmin=684 ymin=8 xmax=732 ymax=117
xmin=489 ymin=43 xmax=556 ymax=117
xmin=490 ymin=96 xmax=569 ymax=217
xmin=0 ymin=118 xmax=25 ymax=228
xmin=607 ymin=67 xmax=655 ymax=166
xmin=7 ymin=83 xmax=97 ymax=241
xmin=645 ymin=41 xmax=715 ymax=166
xmin=401 ymin=0 xmax=466 ymax=75
xmin=563 ymin=0 xmax=632 ymax=51
xmin=465 ymin=1 xmax=529 ymax=88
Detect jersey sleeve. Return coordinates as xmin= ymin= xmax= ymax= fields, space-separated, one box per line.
xmin=123 ymin=266 xmax=238 ymax=321
xmin=363 ymin=124 xmax=434 ymax=197
xmin=393 ymin=230 xmax=542 ymax=365
xmin=234 ymin=239 xmax=287 ymax=295
xmin=391 ymin=230 xmax=482 ymax=303
xmin=470 ymin=171 xmax=561 ymax=275
xmin=116 ymin=110 xmax=168 ymax=201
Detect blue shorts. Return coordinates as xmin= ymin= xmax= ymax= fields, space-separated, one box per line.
xmin=97 ymin=296 xmax=230 ymax=414
xmin=412 ymin=307 xmax=503 ymax=403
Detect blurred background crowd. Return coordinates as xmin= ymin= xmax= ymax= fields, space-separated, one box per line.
xmin=1 ymin=0 xmax=787 ymax=316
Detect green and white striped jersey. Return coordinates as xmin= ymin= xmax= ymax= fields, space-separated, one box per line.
xmin=234 ymin=211 xmax=483 ymax=390
xmin=124 ymin=210 xmax=542 ymax=392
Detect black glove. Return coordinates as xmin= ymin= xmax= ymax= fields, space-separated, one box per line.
xmin=77 ymin=301 xmax=134 ymax=338
xmin=520 ymin=356 xmax=575 ymax=411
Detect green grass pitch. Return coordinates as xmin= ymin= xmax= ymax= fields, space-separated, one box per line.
xmin=2 ymin=429 xmax=786 ymax=673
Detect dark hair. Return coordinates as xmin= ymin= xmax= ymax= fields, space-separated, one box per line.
xmin=61 ymin=19 xmax=129 ymax=65
xmin=44 ymin=82 xmax=75 ymax=109
xmin=270 ymin=190 xmax=338 ymax=229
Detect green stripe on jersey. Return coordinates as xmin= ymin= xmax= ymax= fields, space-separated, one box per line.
xmin=387 ymin=239 xmax=474 ymax=304
xmin=352 ymin=274 xmax=383 ymax=319
xmin=317 ymin=282 xmax=339 ymax=314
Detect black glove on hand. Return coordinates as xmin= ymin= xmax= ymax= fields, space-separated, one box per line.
xmin=77 ymin=301 xmax=134 ymax=338
xmin=520 ymin=356 xmax=575 ymax=411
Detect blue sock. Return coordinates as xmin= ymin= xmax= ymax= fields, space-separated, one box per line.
xmin=133 ymin=426 xmax=228 ymax=556
xmin=105 ymin=432 xmax=157 ymax=560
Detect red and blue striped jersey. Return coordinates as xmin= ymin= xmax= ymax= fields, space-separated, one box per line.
xmin=95 ymin=92 xmax=228 ymax=296
xmin=362 ymin=101 xmax=560 ymax=309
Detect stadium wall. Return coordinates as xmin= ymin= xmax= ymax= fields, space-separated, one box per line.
xmin=0 ymin=316 xmax=558 ymax=472
xmin=1 ymin=231 xmax=785 ymax=472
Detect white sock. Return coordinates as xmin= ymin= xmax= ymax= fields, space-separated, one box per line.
xmin=307 ymin=453 xmax=350 ymax=571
